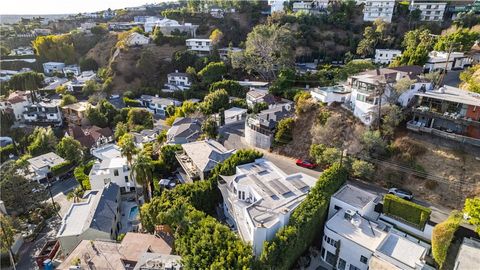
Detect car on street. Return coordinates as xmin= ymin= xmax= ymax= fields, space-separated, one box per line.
xmin=388 ymin=188 xmax=413 ymax=200
xmin=295 ymin=159 xmax=317 ymax=169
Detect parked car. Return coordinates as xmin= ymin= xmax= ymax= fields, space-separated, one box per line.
xmin=295 ymin=159 xmax=317 ymax=169
xmin=388 ymin=188 xmax=413 ymax=200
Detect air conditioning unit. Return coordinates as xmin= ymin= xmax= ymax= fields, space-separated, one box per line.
xmin=344 ymin=209 xmax=356 ymax=221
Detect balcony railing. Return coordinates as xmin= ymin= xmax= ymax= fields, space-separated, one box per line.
xmin=407 ymin=121 xmax=480 ymax=147
xmin=412 ymin=107 xmax=480 ymax=127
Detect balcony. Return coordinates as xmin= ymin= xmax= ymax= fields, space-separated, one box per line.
xmin=407 ymin=121 xmax=480 ymax=147
xmin=412 ymin=106 xmax=480 ymax=127
xmin=175 ymin=151 xmax=201 ymax=181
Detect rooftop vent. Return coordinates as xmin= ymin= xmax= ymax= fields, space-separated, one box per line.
xmin=344 ymin=209 xmax=355 ymax=221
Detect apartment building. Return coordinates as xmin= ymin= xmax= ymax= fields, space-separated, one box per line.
xmin=363 ymin=0 xmax=396 ymax=23
xmin=407 ymin=85 xmax=480 ymax=147
xmin=218 ymin=158 xmax=317 ymax=255
xmin=374 ymin=49 xmax=402 ymax=65
xmin=292 ymin=0 xmax=329 ymax=14
xmin=186 ymin=38 xmax=212 ymax=56
xmin=410 ymin=0 xmax=447 ymax=21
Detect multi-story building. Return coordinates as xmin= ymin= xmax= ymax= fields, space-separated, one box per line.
xmin=345 ymin=66 xmax=432 ymax=125
xmin=57 ymin=183 xmax=121 ymax=255
xmin=27 ymin=152 xmax=66 ymax=183
xmin=176 ymin=139 xmax=234 ymax=182
xmin=218 ymin=158 xmax=317 ymax=255
xmin=0 ymin=90 xmax=31 ymax=123
xmin=292 ymin=0 xmax=329 ymax=14
xmin=186 ymin=38 xmax=212 ymax=56
xmin=410 ymin=0 xmax=447 ymax=21
xmin=321 ymin=185 xmax=433 ymax=270
xmin=138 ymin=95 xmax=181 ymax=116
xmin=245 ymin=101 xmax=294 ymax=149
xmin=311 ymin=85 xmax=351 ymax=105
xmin=23 ymin=99 xmax=63 ymax=126
xmin=144 ymin=16 xmax=198 ymax=37
xmin=42 ymin=62 xmax=65 ymax=75
xmin=407 ymin=85 xmax=480 ymax=147
xmin=423 ymin=51 xmax=472 ymax=72
xmin=62 ymin=65 xmax=81 ymax=76
xmin=66 ymin=125 xmax=114 ymax=150
xmin=61 ymin=101 xmax=91 ymax=126
xmin=374 ymin=49 xmax=402 ymax=65
xmin=363 ymin=0 xmax=396 ymax=22
xmin=166 ymin=117 xmax=202 ymax=144
xmin=268 ymin=0 xmax=288 ymax=13
xmin=165 ymin=71 xmax=192 ymax=91
xmin=246 ymin=89 xmax=276 ymax=109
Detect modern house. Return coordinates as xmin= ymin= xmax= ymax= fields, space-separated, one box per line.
xmin=131 ymin=128 xmax=163 ymax=148
xmin=186 ymin=38 xmax=212 ymax=56
xmin=363 ymin=0 xmax=395 ymax=23
xmin=165 ymin=71 xmax=192 ymax=91
xmin=62 ymin=65 xmax=81 ymax=76
xmin=423 ymin=51 xmax=472 ymax=72
xmin=406 ymin=85 xmax=480 ymax=147
xmin=89 ymin=155 xmax=136 ymax=193
xmin=218 ymin=158 xmax=317 ymax=255
xmin=108 ymin=22 xmax=143 ymax=31
xmin=42 ymin=62 xmax=65 ymax=75
xmin=321 ymin=184 xmax=433 ymax=270
xmin=268 ymin=0 xmax=287 ymax=13
xmin=223 ymin=107 xmax=248 ymax=125
xmin=345 ymin=66 xmax=432 ymax=125
xmin=66 ymin=125 xmax=114 ymax=149
xmin=57 ymin=183 xmax=121 ymax=256
xmin=238 ymin=81 xmax=270 ymax=92
xmin=61 ymin=101 xmax=91 ymax=126
xmin=374 ymin=49 xmax=402 ymax=65
xmin=219 ymin=47 xmax=243 ymax=61
xmin=245 ymin=101 xmax=294 ymax=149
xmin=23 ymin=99 xmax=63 ymax=126
xmin=41 ymin=77 xmax=68 ymax=92
xmin=27 ymin=152 xmax=66 ymax=183
xmin=453 ymin=237 xmax=480 ymax=270
xmin=0 ymin=90 xmax=31 ymax=122
xmin=139 ymin=95 xmax=181 ymax=116
xmin=311 ymin=85 xmax=351 ymax=105
xmin=57 ymin=232 xmax=179 ymax=270
xmin=64 ymin=71 xmax=97 ymax=92
xmin=125 ymin=32 xmax=150 ymax=46
xmin=144 ymin=16 xmax=198 ymax=37
xmin=176 ymin=139 xmax=234 ymax=182
xmin=10 ymin=46 xmax=34 ymax=56
xmin=166 ymin=117 xmax=202 ymax=144
xmin=292 ymin=0 xmax=329 ymax=14
xmin=409 ymin=0 xmax=447 ymax=21
xmin=246 ymin=89 xmax=276 ymax=109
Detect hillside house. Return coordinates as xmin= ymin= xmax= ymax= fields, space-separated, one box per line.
xmin=292 ymin=0 xmax=329 ymax=14
xmin=311 ymin=85 xmax=351 ymax=105
xmin=23 ymin=99 xmax=63 ymax=126
xmin=409 ymin=0 xmax=447 ymax=21
xmin=27 ymin=152 xmax=66 ymax=183
xmin=246 ymin=89 xmax=276 ymax=109
xmin=223 ymin=107 xmax=248 ymax=125
xmin=219 ymin=47 xmax=243 ymax=61
xmin=166 ymin=117 xmax=202 ymax=144
xmin=218 ymin=158 xmax=317 ymax=255
xmin=363 ymin=0 xmax=395 ymax=22
xmin=144 ymin=17 xmax=198 ymax=37
xmin=139 ymin=95 xmax=181 ymax=116
xmin=125 ymin=32 xmax=150 ymax=46
xmin=10 ymin=46 xmax=34 ymax=56
xmin=57 ymin=183 xmax=121 ymax=255
xmin=268 ymin=0 xmax=287 ymax=13
xmin=407 ymin=85 xmax=480 ymax=147
xmin=374 ymin=49 xmax=402 ymax=65
xmin=0 ymin=90 xmax=31 ymax=122
xmin=42 ymin=62 xmax=65 ymax=75
xmin=64 ymin=70 xmax=97 ymax=92
xmin=61 ymin=101 xmax=91 ymax=126
xmin=165 ymin=71 xmax=192 ymax=91
xmin=423 ymin=51 xmax=472 ymax=72
xmin=66 ymin=125 xmax=114 ymax=149
xmin=62 ymin=65 xmax=81 ymax=76
xmin=186 ymin=38 xmax=212 ymax=56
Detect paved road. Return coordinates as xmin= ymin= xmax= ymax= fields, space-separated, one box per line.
xmin=220 ymin=122 xmax=462 ymax=227
xmin=443 ymin=70 xmax=461 ymax=87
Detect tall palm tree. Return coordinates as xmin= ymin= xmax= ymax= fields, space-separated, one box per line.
xmin=118 ymin=134 xmax=139 ymax=205
xmin=66 ymin=187 xmax=84 ymax=203
xmin=133 ymin=150 xmax=154 ymax=203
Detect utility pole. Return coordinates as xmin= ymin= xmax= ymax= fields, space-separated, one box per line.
xmin=46 ymin=172 xmax=61 ymax=219
xmin=437 ymin=41 xmax=460 ymax=87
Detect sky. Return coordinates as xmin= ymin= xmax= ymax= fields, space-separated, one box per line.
xmin=1 ymin=0 xmax=166 ymax=15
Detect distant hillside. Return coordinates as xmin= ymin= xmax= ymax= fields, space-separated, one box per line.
xmin=0 ymin=14 xmax=70 ymax=24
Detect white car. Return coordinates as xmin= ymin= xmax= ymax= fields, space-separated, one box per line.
xmin=388 ymin=188 xmax=414 ymax=200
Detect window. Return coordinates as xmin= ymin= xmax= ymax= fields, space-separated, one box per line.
xmin=349 ymin=265 xmax=361 ymax=270
xmin=114 ymin=169 xmax=119 ymax=176
xmin=125 ymin=176 xmax=129 ymax=182
xmin=325 ymin=251 xmax=336 ymax=266
xmin=338 ymin=258 xmax=346 ymax=270
xmin=324 ymin=235 xmax=336 ymax=247
xmin=360 ymin=255 xmax=368 ymax=264
xmin=321 ymin=247 xmax=326 ymax=259
xmin=334 ymin=205 xmax=342 ymax=211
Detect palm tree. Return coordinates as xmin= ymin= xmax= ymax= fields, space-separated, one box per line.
xmin=133 ymin=150 xmax=154 ymax=203
xmin=118 ymin=133 xmax=139 ymax=205
xmin=66 ymin=187 xmax=84 ymax=203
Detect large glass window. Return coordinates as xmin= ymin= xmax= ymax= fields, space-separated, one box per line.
xmin=349 ymin=265 xmax=361 ymax=270
xmin=325 ymin=251 xmax=336 ymax=266
xmin=338 ymin=258 xmax=346 ymax=270
xmin=360 ymin=255 xmax=368 ymax=264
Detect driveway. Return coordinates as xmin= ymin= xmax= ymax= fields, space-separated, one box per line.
xmin=442 ymin=70 xmax=461 ymax=87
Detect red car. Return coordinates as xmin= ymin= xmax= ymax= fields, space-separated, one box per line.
xmin=296 ymin=159 xmax=317 ymax=169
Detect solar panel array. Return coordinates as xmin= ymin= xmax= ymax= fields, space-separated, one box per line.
xmin=288 ymin=177 xmax=309 ymax=191
xmin=250 ymin=174 xmax=275 ymax=197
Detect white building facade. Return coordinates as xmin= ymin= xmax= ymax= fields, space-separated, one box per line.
xmin=374 ymin=49 xmax=402 ymax=65
xmin=410 ymin=0 xmax=447 ymax=21
xmin=186 ymin=39 xmax=212 ymax=56
xmin=363 ymin=0 xmax=395 ymax=23
xmin=165 ymin=71 xmax=191 ymax=91
xmin=423 ymin=51 xmax=472 ymax=72
xmin=43 ymin=62 xmax=65 ymax=75
xmin=126 ymin=32 xmax=150 ymax=46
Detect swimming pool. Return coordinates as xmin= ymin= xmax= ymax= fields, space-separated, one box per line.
xmin=128 ymin=206 xmax=139 ymax=221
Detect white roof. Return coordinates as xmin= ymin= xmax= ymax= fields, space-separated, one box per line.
xmin=91 ymin=144 xmax=122 ymax=160
xmin=57 ymin=194 xmax=98 ymax=237
xmin=326 ymin=209 xmax=389 ymax=251
xmin=333 ymin=184 xmax=379 ymax=210
xmin=454 ymin=238 xmax=480 ymax=270
xmin=224 ymin=107 xmax=247 ymax=118
xmin=186 ymin=38 xmax=211 ymax=42
xmin=376 ymin=233 xmax=427 ymax=269
xmin=237 ymin=81 xmax=269 ymax=87
xmin=181 ymin=140 xmax=233 ymax=172
xmin=415 ymin=86 xmax=480 ymax=107
xmin=28 ymin=152 xmax=65 ymax=170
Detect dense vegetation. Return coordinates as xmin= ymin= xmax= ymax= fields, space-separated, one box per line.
xmin=431 ymin=211 xmax=462 ymax=268
xmin=383 ymin=194 xmax=432 ymax=229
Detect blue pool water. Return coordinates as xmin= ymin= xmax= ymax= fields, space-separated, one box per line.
xmin=128 ymin=206 xmax=139 ymax=220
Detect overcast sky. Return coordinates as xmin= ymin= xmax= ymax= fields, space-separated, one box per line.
xmin=1 ymin=0 xmax=167 ymax=15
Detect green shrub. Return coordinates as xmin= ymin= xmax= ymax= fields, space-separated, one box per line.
xmin=351 ymin=159 xmax=375 ymax=180
xmin=123 ymin=97 xmax=142 ymax=107
xmin=51 ymin=161 xmax=73 ymax=176
xmin=274 ymin=117 xmax=295 ymax=144
xmin=0 ymin=144 xmax=16 ymax=162
xmin=74 ymin=164 xmax=91 ymax=190
xmin=432 ymin=211 xmax=462 ymax=268
xmin=383 ymin=194 xmax=432 ymax=228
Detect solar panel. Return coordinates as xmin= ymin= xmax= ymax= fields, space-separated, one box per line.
xmin=268 ymin=180 xmax=290 ymax=195
xmin=250 ymin=174 xmax=275 ymax=197
xmin=288 ymin=177 xmax=309 ymax=190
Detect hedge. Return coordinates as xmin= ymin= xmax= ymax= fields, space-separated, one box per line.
xmin=383 ymin=194 xmax=432 ymax=229
xmin=123 ymin=97 xmax=142 ymax=107
xmin=0 ymin=144 xmax=16 ymax=162
xmin=260 ymin=163 xmax=348 ymax=269
xmin=51 ymin=161 xmax=72 ymax=176
xmin=432 ymin=211 xmax=462 ymax=268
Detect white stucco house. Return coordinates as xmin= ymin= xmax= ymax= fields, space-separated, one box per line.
xmin=218 ymin=158 xmax=317 ymax=255
xmin=62 ymin=65 xmax=81 ymax=76
xmin=138 ymin=95 xmax=181 ymax=116
xmin=165 ymin=71 xmax=191 ymax=91
xmin=125 ymin=32 xmax=150 ymax=46
xmin=43 ymin=62 xmax=65 ymax=75
xmin=423 ymin=51 xmax=472 ymax=72
xmin=374 ymin=49 xmax=402 ymax=65
xmin=27 ymin=152 xmax=66 ymax=183
xmin=363 ymin=0 xmax=395 ymax=23
xmin=268 ymin=0 xmax=287 ymax=13
xmin=0 ymin=90 xmax=31 ymax=123
xmin=409 ymin=0 xmax=447 ymax=21
xmin=310 ymin=85 xmax=351 ymax=105
xmin=186 ymin=38 xmax=212 ymax=56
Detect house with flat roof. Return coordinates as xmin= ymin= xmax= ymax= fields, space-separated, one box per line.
xmin=139 ymin=95 xmax=181 ymax=116
xmin=407 ymin=85 xmax=480 ymax=147
xmin=125 ymin=32 xmax=150 ymax=46
xmin=409 ymin=0 xmax=447 ymax=22
xmin=166 ymin=117 xmax=202 ymax=144
xmin=23 ymin=99 xmax=63 ymax=126
xmin=223 ymin=107 xmax=248 ymax=125
xmin=89 ymin=155 xmax=136 ymax=193
xmin=363 ymin=0 xmax=395 ymax=23
xmin=454 ymin=237 xmax=480 ymax=270
xmin=186 ymin=38 xmax=212 ymax=56
xmin=246 ymin=89 xmax=276 ymax=109
xmin=218 ymin=158 xmax=317 ymax=255
xmin=91 ymin=143 xmax=122 ymax=160
xmin=130 ymin=127 xmax=163 ymax=148
xmin=374 ymin=49 xmax=402 ymax=65
xmin=27 ymin=152 xmax=66 ymax=183
xmin=61 ymin=101 xmax=91 ymax=126
xmin=57 ymin=183 xmax=121 ymax=255
xmin=311 ymin=85 xmax=351 ymax=105
xmin=292 ymin=0 xmax=329 ymax=14
xmin=42 ymin=62 xmax=65 ymax=75
xmin=176 ymin=139 xmax=234 ymax=182
xmin=321 ymin=184 xmax=433 ymax=270
xmin=424 ymin=51 xmax=472 ymax=73
xmin=165 ymin=71 xmax=192 ymax=91
xmin=64 ymin=71 xmax=97 ymax=92
xmin=62 ymin=65 xmax=81 ymax=76
xmin=219 ymin=47 xmax=243 ymax=61
xmin=57 ymin=232 xmax=178 ymax=270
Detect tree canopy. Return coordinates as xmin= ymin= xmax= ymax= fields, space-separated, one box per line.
xmin=201 ymin=89 xmax=230 ymax=114
xmin=27 ymin=127 xmax=58 ymax=156
xmin=434 ymin=28 xmax=480 ymax=52
xmin=390 ymin=29 xmax=435 ymax=67
xmin=56 ymin=136 xmax=85 ymax=164
xmin=32 ymin=34 xmax=76 ymax=64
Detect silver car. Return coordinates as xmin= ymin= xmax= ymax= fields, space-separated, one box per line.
xmin=388 ymin=188 xmax=413 ymax=200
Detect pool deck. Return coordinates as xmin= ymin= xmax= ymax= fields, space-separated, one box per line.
xmin=120 ymin=200 xmax=139 ymax=234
